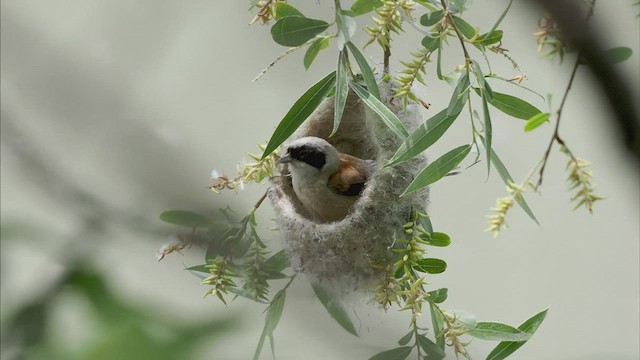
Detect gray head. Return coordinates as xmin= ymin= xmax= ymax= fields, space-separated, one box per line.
xmin=278 ymin=137 xmax=340 ymax=177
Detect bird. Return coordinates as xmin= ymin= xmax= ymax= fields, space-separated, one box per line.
xmin=277 ymin=136 xmax=376 ymax=223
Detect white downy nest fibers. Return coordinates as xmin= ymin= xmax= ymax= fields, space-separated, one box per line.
xmin=269 ymin=83 xmax=429 ymax=293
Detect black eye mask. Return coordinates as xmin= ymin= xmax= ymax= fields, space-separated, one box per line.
xmin=288 ymin=145 xmax=326 ymax=170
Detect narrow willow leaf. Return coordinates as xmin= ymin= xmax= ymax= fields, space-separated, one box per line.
xmin=421 ymin=35 xmax=440 ymax=53
xmin=311 ymin=282 xmax=359 ymax=336
xmin=467 ymin=322 xmax=532 ymax=342
xmin=489 ymin=0 xmax=513 ymax=34
xmin=481 ymin=90 xmax=542 ymax=120
xmin=185 ymin=264 xmax=209 ymax=274
xmin=471 ymin=60 xmax=493 ymax=101
xmin=524 ymin=112 xmax=550 ymax=132
xmin=230 ymin=287 xmax=269 ymax=304
xmin=477 ymin=30 xmax=504 ymax=46
xmin=479 ymin=137 xmax=539 ymax=225
xmin=436 ymin=44 xmax=443 ymax=79
xmin=264 ymin=250 xmax=290 ymax=273
xmin=401 ymin=145 xmax=471 ymax=196
xmin=426 ymin=232 xmax=451 ymax=247
xmin=304 ymin=37 xmax=330 ymax=69
xmin=351 ymin=0 xmax=384 ymax=16
xmin=332 ymin=51 xmax=350 ymax=136
xmin=369 ymin=346 xmax=413 ymax=360
xmin=159 ymin=210 xmax=212 ymax=228
xmin=349 ymin=82 xmax=409 ymax=140
xmin=273 ymin=3 xmax=304 ymax=20
xmin=427 ymin=288 xmax=448 ymax=303
xmin=263 ymin=72 xmax=336 ymax=158
xmin=415 ymin=258 xmax=447 ymax=274
xmin=397 ymin=330 xmax=414 ymax=346
xmin=416 ymin=335 xmax=446 ymax=359
xmin=482 ymin=93 xmax=493 ymax=175
xmin=451 ymin=16 xmax=475 ymax=39
xmin=486 ymin=308 xmax=549 ymax=360
xmin=451 ymin=310 xmax=477 ymax=331
xmin=420 ymin=10 xmax=444 ymax=26
xmin=346 ymin=42 xmax=380 ymax=99
xmin=336 ymin=12 xmax=357 ymax=49
xmin=447 ymin=72 xmax=470 ymax=116
xmin=271 ymin=16 xmax=330 ymax=47
xmin=429 ymin=302 xmax=445 ymax=350
xmin=253 ymin=290 xmax=287 ymax=360
xmin=605 ymin=46 xmax=633 ymax=64
xmin=387 ymin=110 xmax=459 ymax=167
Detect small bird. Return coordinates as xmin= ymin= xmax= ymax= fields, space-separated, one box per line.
xmin=278 ymin=137 xmax=375 ymax=223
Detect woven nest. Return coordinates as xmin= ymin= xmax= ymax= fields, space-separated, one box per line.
xmin=268 ymin=83 xmax=429 ymax=292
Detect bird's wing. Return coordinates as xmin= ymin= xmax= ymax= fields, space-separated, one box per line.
xmin=328 ymin=154 xmax=371 ymax=196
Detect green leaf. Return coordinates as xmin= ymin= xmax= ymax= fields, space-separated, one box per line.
xmin=369 ymin=346 xmax=413 ymax=360
xmin=351 ymin=0 xmax=384 ymax=16
xmin=159 ymin=210 xmax=212 ymax=228
xmin=420 ymin=10 xmax=444 ymax=26
xmin=427 ymin=288 xmax=448 ymax=303
xmin=349 ymin=82 xmax=409 ymax=140
xmin=415 ymin=258 xmax=447 ymax=274
xmin=481 ymin=90 xmax=542 ymax=120
xmin=426 ymin=232 xmax=451 ymax=247
xmin=451 ymin=16 xmax=476 ymax=39
xmin=346 ymin=42 xmax=380 ymax=100
xmin=253 ymin=289 xmax=287 ymax=360
xmin=401 ymin=145 xmax=471 ymax=196
xmin=387 ymin=109 xmax=459 ymax=167
xmin=481 ymin=92 xmax=493 ymax=175
xmin=264 ymin=250 xmax=290 ymax=273
xmin=263 ymin=72 xmax=336 ymax=158
xmin=311 ymin=282 xmax=359 ymax=336
xmin=332 ymin=51 xmax=350 ymax=136
xmin=450 ymin=310 xmax=477 ymax=331
xmin=429 ymin=303 xmax=445 ymax=350
xmin=273 ymin=3 xmax=304 ymax=20
xmin=271 ymin=16 xmax=330 ymax=47
xmin=488 ymin=0 xmax=513 ymax=34
xmin=421 ymin=35 xmax=440 ymax=53
xmin=304 ymin=37 xmax=330 ymax=69
xmin=605 ymin=46 xmax=633 ymax=64
xmin=336 ymin=12 xmax=357 ymax=49
xmin=524 ymin=112 xmax=550 ymax=132
xmin=477 ymin=30 xmax=504 ymax=46
xmin=447 ymin=72 xmax=470 ymax=116
xmin=486 ymin=308 xmax=549 ymax=360
xmin=416 ymin=334 xmax=446 ymax=359
xmin=436 ymin=45 xmax=443 ymax=79
xmin=479 ymin=138 xmax=539 ymax=225
xmin=468 ymin=322 xmax=532 ymax=342
xmin=397 ymin=330 xmax=414 ymax=346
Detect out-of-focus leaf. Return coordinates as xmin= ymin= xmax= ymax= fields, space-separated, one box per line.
xmin=524 ymin=112 xmax=550 ymax=132
xmin=311 ymin=282 xmax=359 ymax=336
xmin=271 ymin=16 xmax=330 ymax=47
xmin=401 ymin=145 xmax=471 ymax=196
xmin=304 ymin=37 xmax=330 ymax=69
xmin=605 ymin=46 xmax=633 ymax=64
xmin=451 ymin=16 xmax=475 ymax=39
xmin=159 ymin=210 xmax=212 ymax=228
xmin=486 ymin=308 xmax=549 ymax=360
xmin=427 ymin=288 xmax=448 ymax=303
xmin=351 ymin=0 xmax=384 ymax=16
xmin=253 ymin=289 xmax=287 ymax=360
xmin=416 ymin=334 xmax=446 ymax=359
xmin=397 ymin=330 xmax=414 ymax=346
xmin=467 ymin=322 xmax=532 ymax=342
xmin=387 ymin=109 xmax=459 ymax=167
xmin=346 ymin=41 xmax=380 ymax=100
xmin=349 ymin=82 xmax=409 ymax=140
xmin=415 ymin=258 xmax=447 ymax=274
xmin=420 ymin=10 xmax=444 ymax=26
xmin=332 ymin=50 xmax=350 ymax=136
xmin=479 ymin=137 xmax=539 ymax=225
xmin=264 ymin=250 xmax=290 ymax=273
xmin=273 ymin=3 xmax=304 ymax=20
xmin=369 ymin=346 xmax=413 ymax=360
xmin=263 ymin=71 xmax=336 ymax=158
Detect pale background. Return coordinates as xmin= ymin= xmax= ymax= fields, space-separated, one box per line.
xmin=1 ymin=1 xmax=638 ymax=359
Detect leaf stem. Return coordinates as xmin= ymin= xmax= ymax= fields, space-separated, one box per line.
xmin=440 ymin=0 xmax=470 ymax=62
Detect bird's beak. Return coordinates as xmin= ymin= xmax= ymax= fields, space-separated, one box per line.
xmin=277 ymin=154 xmax=293 ymax=164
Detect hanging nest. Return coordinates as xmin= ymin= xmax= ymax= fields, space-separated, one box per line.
xmin=268 ymin=83 xmax=429 ymax=292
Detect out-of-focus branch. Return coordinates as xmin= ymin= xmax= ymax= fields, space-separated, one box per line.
xmin=528 ymin=0 xmax=640 ymax=165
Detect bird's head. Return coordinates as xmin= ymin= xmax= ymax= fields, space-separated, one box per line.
xmin=278 ymin=137 xmax=340 ymax=177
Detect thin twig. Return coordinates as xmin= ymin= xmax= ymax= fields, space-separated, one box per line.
xmin=440 ymin=0 xmax=470 ymax=61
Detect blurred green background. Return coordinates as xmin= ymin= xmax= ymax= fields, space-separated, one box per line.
xmin=1 ymin=1 xmax=638 ymax=359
